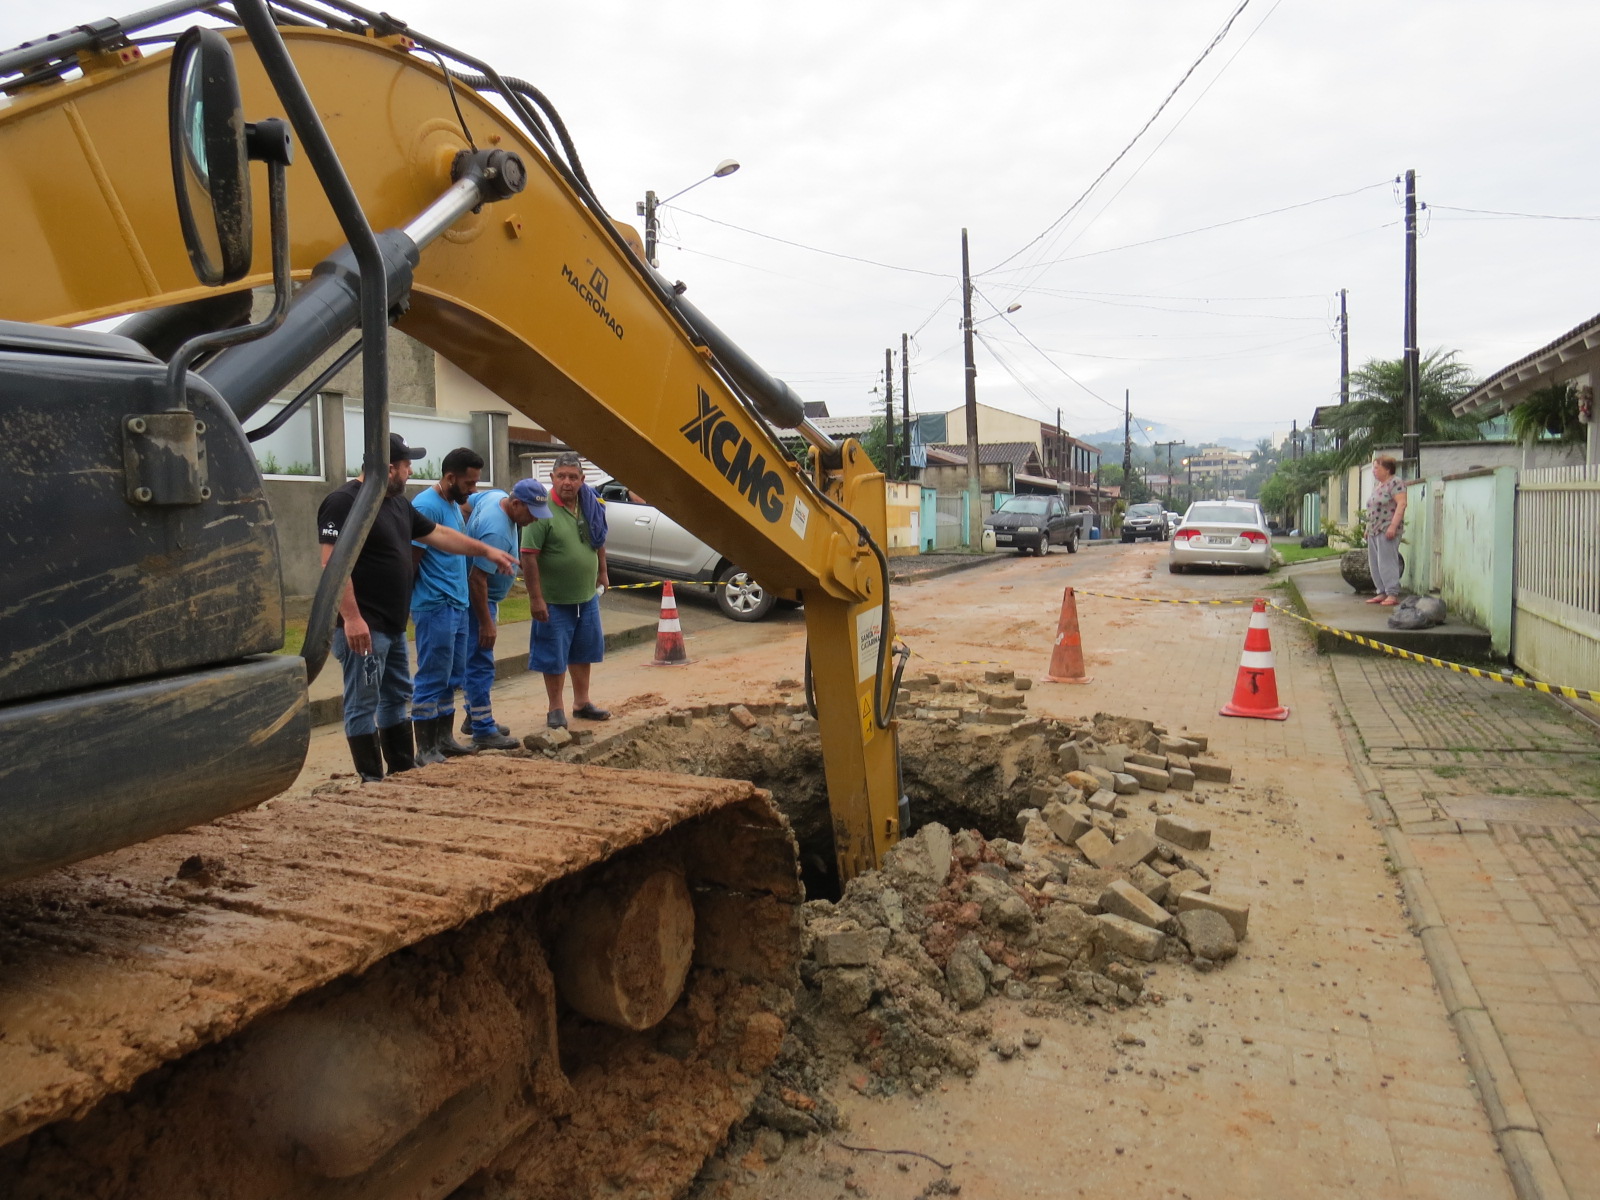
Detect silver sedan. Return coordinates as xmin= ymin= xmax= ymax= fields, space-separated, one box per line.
xmin=1168 ymin=501 xmax=1273 ymax=574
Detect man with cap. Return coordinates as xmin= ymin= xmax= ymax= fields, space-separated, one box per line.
xmin=457 ymin=477 xmax=551 ymax=748
xmin=316 ymin=433 xmax=516 ymax=782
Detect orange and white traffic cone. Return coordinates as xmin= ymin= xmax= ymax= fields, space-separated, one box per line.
xmin=648 ymin=582 xmax=692 ymax=665
xmin=1219 ymin=598 xmax=1288 ymax=720
xmin=1044 ymin=586 xmax=1092 ymax=684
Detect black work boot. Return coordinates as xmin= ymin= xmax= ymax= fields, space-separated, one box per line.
xmin=436 ymin=713 xmax=477 ymax=757
xmin=461 ymin=713 xmax=510 ymax=737
xmin=413 ymin=717 xmax=446 ymax=766
xmin=378 ymin=722 xmax=416 ymax=774
xmin=345 ymin=732 xmax=385 ymax=782
xmin=473 ymin=730 xmax=521 ymax=750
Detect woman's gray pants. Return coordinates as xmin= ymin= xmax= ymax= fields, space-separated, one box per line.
xmin=1368 ymin=533 xmax=1403 ymax=596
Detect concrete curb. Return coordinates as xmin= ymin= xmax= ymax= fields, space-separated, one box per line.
xmin=892 ymin=538 xmax=1119 ymax=586
xmin=307 ymin=620 xmax=657 ymax=730
xmin=1323 ymin=682 xmax=1572 ymax=1200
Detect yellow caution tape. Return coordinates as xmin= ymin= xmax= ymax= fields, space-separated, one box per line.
xmin=1073 ymin=589 xmax=1256 ymax=607
xmin=896 ymin=641 xmax=1018 ymax=670
xmin=1266 ymin=603 xmax=1600 ymax=704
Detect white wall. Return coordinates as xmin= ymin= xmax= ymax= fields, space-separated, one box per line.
xmin=943 ymin=401 xmax=1043 ymax=450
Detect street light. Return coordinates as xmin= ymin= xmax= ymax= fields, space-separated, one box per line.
xmin=637 ymin=158 xmax=740 ymax=268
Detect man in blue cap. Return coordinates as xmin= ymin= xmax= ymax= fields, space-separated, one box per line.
xmin=459 ymin=477 xmax=551 ymax=748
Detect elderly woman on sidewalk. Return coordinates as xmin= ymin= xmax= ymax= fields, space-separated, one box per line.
xmin=1365 ymin=455 xmax=1408 ymax=606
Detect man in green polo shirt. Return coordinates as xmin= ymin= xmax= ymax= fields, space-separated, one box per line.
xmin=521 ymin=452 xmax=611 ymax=729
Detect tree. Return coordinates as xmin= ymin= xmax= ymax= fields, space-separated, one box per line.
xmin=1258 ymin=451 xmax=1334 ymax=528
xmin=1509 ymin=382 xmax=1586 ymax=447
xmin=1316 ymin=350 xmax=1482 ymax=469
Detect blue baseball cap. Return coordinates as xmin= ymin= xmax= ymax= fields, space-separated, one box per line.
xmin=511 ymin=477 xmax=553 ymax=519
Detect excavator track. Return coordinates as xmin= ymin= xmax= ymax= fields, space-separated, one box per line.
xmin=0 ymin=758 xmax=802 ymax=1199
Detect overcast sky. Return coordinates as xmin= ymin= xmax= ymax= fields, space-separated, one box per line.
xmin=9 ymin=0 xmax=1600 ymax=447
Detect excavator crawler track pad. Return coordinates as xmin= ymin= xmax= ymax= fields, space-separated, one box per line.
xmin=0 ymin=759 xmax=802 ymax=1200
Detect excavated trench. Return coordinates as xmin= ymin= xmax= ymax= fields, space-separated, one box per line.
xmin=589 ymin=714 xmax=1048 ymax=899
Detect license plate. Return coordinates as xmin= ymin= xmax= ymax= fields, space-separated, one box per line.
xmin=1207 ymin=536 xmax=1233 ymax=545
xmin=995 ymin=534 xmax=1012 ymax=543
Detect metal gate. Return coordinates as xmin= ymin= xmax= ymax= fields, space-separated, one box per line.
xmin=1514 ymin=465 xmax=1600 ymax=692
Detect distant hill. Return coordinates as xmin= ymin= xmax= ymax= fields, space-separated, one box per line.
xmin=1078 ymin=424 xmax=1264 ymax=456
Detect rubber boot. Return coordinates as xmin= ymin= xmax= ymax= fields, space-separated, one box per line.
xmin=378 ymin=722 xmax=416 ymax=774
xmin=472 ymin=729 xmax=521 ymax=750
xmin=436 ymin=713 xmax=477 ymax=757
xmin=413 ymin=717 xmax=446 ymax=766
xmin=345 ymin=732 xmax=385 ymax=782
xmin=461 ymin=714 xmax=510 ymax=737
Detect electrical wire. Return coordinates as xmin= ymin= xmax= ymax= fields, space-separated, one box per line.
xmin=981 ymin=0 xmax=1255 ymax=278
xmin=671 ymin=207 xmax=955 ymax=279
xmin=1429 ymin=204 xmax=1600 ymax=222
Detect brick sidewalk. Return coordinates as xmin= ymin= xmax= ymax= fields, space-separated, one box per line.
xmin=1326 ymin=648 xmax=1600 ymax=1199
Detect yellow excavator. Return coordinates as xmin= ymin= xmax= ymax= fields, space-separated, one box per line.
xmin=0 ymin=3 xmax=907 ymax=1195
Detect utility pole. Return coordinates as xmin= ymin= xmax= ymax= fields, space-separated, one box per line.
xmin=639 ymin=189 xmax=659 ymax=267
xmin=961 ymin=229 xmax=981 ymax=549
xmin=1290 ymin=419 xmax=1298 ymax=460
xmin=901 ymin=332 xmax=911 ymax=481
xmin=1339 ymin=288 xmax=1350 ymax=408
xmin=1154 ymin=440 xmax=1183 ymax=508
xmin=1122 ymin=388 xmax=1132 ymax=482
xmin=1055 ymin=407 xmax=1064 ymax=484
xmin=883 ymin=348 xmax=895 ymax=481
xmin=1402 ymin=168 xmax=1421 ymax=476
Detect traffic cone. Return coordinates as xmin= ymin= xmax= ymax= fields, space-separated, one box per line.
xmin=648 ymin=582 xmax=691 ymax=665
xmin=1044 ymin=586 xmax=1092 ymax=684
xmin=1220 ymin=598 xmax=1289 ymax=720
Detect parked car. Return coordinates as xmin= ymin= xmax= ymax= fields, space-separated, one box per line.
xmin=1168 ymin=500 xmax=1273 ymax=574
xmin=595 ymin=480 xmax=781 ymax=620
xmin=1120 ymin=501 xmax=1168 ymax=543
xmin=985 ymin=493 xmax=1079 ymax=555
xmin=1164 ymin=510 xmax=1182 ymax=537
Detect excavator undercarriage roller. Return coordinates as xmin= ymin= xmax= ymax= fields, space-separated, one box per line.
xmin=0 ymin=760 xmax=802 ymax=1200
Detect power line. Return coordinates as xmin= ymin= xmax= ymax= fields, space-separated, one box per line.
xmin=984 ymin=180 xmax=1392 ymax=276
xmin=671 ymin=207 xmax=955 ymax=277
xmin=981 ymin=0 xmax=1255 ymax=277
xmin=1428 ymin=204 xmax=1600 ymax=222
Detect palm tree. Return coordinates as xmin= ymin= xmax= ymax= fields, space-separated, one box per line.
xmin=1318 ymin=350 xmax=1482 ymax=469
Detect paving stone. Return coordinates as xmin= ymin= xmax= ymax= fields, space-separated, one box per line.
xmin=983 ymin=668 xmax=1015 ymax=684
xmin=1042 ymin=800 xmax=1093 ymax=845
xmin=1184 ymin=733 xmax=1209 ymax=752
xmin=1162 ymin=869 xmax=1210 ymax=909
xmin=979 ymin=689 xmax=1025 ymax=709
xmin=1177 ymin=909 xmax=1238 ymax=961
xmin=668 ymin=711 xmax=693 ymax=728
xmin=1165 ymin=752 xmax=1192 ymax=771
xmin=1126 ymin=751 xmax=1168 ymax=770
xmin=1055 ymin=741 xmax=1081 ymax=773
xmin=1124 ymin=763 xmax=1171 ymax=791
xmin=1096 ymin=912 xmax=1166 ymax=961
xmin=1168 ymin=767 xmax=1196 ymax=792
xmin=1111 ymin=772 xmax=1141 ymax=795
xmin=1159 ymin=735 xmax=1202 ymax=756
xmin=1086 ymin=789 xmax=1118 ymax=813
xmin=524 ymin=728 xmax=572 ymax=751
xmin=1129 ymin=862 xmax=1170 ymax=903
xmin=1101 ymin=829 xmax=1161 ymax=871
xmin=1087 ymin=766 xmax=1119 ymax=792
xmin=1074 ymin=827 xmax=1116 ymax=869
xmin=1100 ymin=879 xmax=1176 ymax=932
xmin=1156 ymin=814 xmax=1212 ymax=851
xmin=1013 ymin=677 xmax=1035 ymax=691
xmin=813 ymin=928 xmax=892 ymax=967
xmin=728 ymin=705 xmax=758 ymax=730
xmin=1189 ymin=757 xmax=1232 ymax=783
xmin=1177 ymin=890 xmax=1249 ymax=939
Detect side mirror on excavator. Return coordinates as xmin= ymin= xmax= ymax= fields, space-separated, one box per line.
xmin=168 ymin=27 xmax=253 ymax=285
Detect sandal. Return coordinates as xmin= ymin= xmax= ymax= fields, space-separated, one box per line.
xmin=546 ymin=710 xmax=567 ymax=729
xmin=573 ymin=702 xmax=611 ymax=721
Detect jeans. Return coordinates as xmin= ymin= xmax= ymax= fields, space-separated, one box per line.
xmin=1368 ymin=531 xmax=1403 ymax=596
xmin=465 ymin=598 xmax=501 ymax=735
xmin=411 ymin=605 xmax=469 ymax=721
xmin=332 ymin=627 xmax=412 ymax=736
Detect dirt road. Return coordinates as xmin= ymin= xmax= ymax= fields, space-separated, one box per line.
xmin=283 ymin=544 xmax=1516 ymax=1199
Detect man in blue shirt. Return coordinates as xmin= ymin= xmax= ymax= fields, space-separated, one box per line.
xmin=410 ymin=446 xmax=495 ymax=764
xmin=460 ymin=477 xmax=551 ymax=748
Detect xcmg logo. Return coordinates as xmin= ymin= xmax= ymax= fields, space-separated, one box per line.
xmin=560 ymin=263 xmax=623 ymax=339
xmin=680 ymin=388 xmax=785 ymax=522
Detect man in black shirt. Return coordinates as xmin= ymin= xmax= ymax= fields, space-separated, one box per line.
xmin=317 ymin=433 xmax=516 ymax=780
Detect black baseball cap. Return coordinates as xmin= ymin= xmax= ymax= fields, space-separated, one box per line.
xmin=389 ymin=432 xmax=426 ymax=463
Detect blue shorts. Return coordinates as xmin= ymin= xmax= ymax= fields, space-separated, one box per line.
xmin=529 ymin=595 xmax=604 ymax=675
